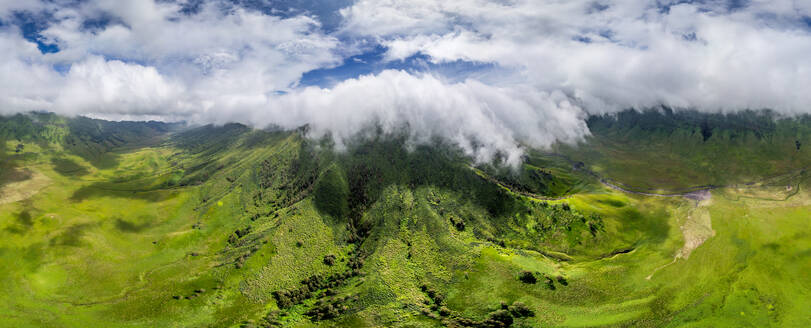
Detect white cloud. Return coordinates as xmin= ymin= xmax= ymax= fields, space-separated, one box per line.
xmin=257 ymin=70 xmax=588 ymax=166
xmin=342 ymin=0 xmax=811 ymax=115
xmin=0 ymin=0 xmax=342 ymax=118
xmin=1 ymin=0 xmax=811 ymax=163
xmin=55 ymin=56 xmax=191 ymax=117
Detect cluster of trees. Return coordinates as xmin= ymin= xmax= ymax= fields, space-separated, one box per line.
xmin=256 ymin=144 xmax=320 ymax=210
xmin=226 ymin=226 xmax=264 ymax=269
xmin=346 ymin=248 xmax=366 ymax=271
xmin=521 ymin=201 xmax=605 ymax=249
xmin=445 ymin=302 xmax=535 ymax=328
xmin=419 ymin=284 xmax=450 ymax=319
xmin=272 ymin=270 xmax=361 ymax=309
xmin=268 ymin=244 xmax=368 ymax=326
xmin=492 ymin=165 xmax=562 ymax=197
xmin=227 ymin=226 xmax=252 ymax=245
xmin=418 ymin=284 xmax=536 ymax=328
xmin=305 ymin=295 xmax=358 ymax=321
xmin=345 ymin=163 xmax=381 ymax=242
xmin=233 ymin=245 xmax=261 ymax=269
xmin=518 ymin=271 xmax=568 ymax=290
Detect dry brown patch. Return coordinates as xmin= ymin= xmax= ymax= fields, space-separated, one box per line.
xmin=647 ymin=195 xmax=714 ymax=280
xmin=0 ymin=169 xmax=51 ymax=205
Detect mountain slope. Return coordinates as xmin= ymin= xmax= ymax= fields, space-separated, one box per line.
xmin=0 ymin=111 xmax=809 ymax=327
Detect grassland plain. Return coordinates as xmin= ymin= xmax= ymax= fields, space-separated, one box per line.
xmin=556 ymin=109 xmax=811 ymax=193
xmin=0 ymin=112 xmax=809 ymax=327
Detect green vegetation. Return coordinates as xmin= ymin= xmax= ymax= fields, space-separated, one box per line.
xmin=0 ymin=111 xmax=809 ymax=327
xmin=556 ymin=109 xmax=811 ymax=192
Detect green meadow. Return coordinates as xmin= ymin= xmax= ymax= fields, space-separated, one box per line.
xmin=0 ymin=111 xmax=809 ymax=327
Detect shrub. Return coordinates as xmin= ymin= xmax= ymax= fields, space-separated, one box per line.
xmin=508 ymin=302 xmax=534 ymax=318
xmin=272 ymin=272 xmax=354 ymax=309
xmin=544 ymin=276 xmax=556 ymax=290
xmin=449 ymin=216 xmax=466 ymax=231
xmin=485 ymin=309 xmax=513 ymax=327
xmin=439 ymin=306 xmax=451 ymax=316
xmin=518 ymin=271 xmax=537 ymax=284
xmin=305 ymin=295 xmax=355 ymax=321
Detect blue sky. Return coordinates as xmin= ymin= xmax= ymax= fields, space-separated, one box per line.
xmin=5 ymin=0 xmax=809 ymax=89
xmin=3 ymin=0 xmax=810 ymax=89
xmin=4 ymin=0 xmax=503 ymax=88
xmin=1 ymin=0 xmax=810 ymax=163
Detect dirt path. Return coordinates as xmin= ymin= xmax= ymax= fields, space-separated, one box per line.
xmin=598 ymin=178 xmax=714 ymax=199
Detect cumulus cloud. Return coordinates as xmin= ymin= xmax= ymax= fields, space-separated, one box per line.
xmin=341 ymin=0 xmax=811 ymax=115
xmin=257 ymin=71 xmax=587 ymax=165
xmin=54 ymin=56 xmax=191 ymax=116
xmin=1 ymin=0 xmax=810 ymax=163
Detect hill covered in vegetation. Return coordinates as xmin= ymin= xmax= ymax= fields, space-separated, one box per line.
xmin=1 ymin=111 xmax=809 ymax=327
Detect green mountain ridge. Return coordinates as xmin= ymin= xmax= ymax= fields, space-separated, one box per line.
xmin=1 ymin=110 xmax=809 ymax=327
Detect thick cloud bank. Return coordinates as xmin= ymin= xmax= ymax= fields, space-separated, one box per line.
xmin=1 ymin=0 xmax=810 ymax=163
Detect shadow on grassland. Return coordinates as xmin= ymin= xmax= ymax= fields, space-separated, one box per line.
xmin=4 ymin=210 xmax=34 ymax=234
xmin=70 ymin=183 xmax=179 ymax=203
xmin=50 ymin=223 xmax=95 ymax=247
xmin=51 ymin=157 xmax=90 ymax=177
xmin=114 ymin=216 xmax=154 ymax=233
xmin=0 ymin=162 xmax=32 ymax=188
